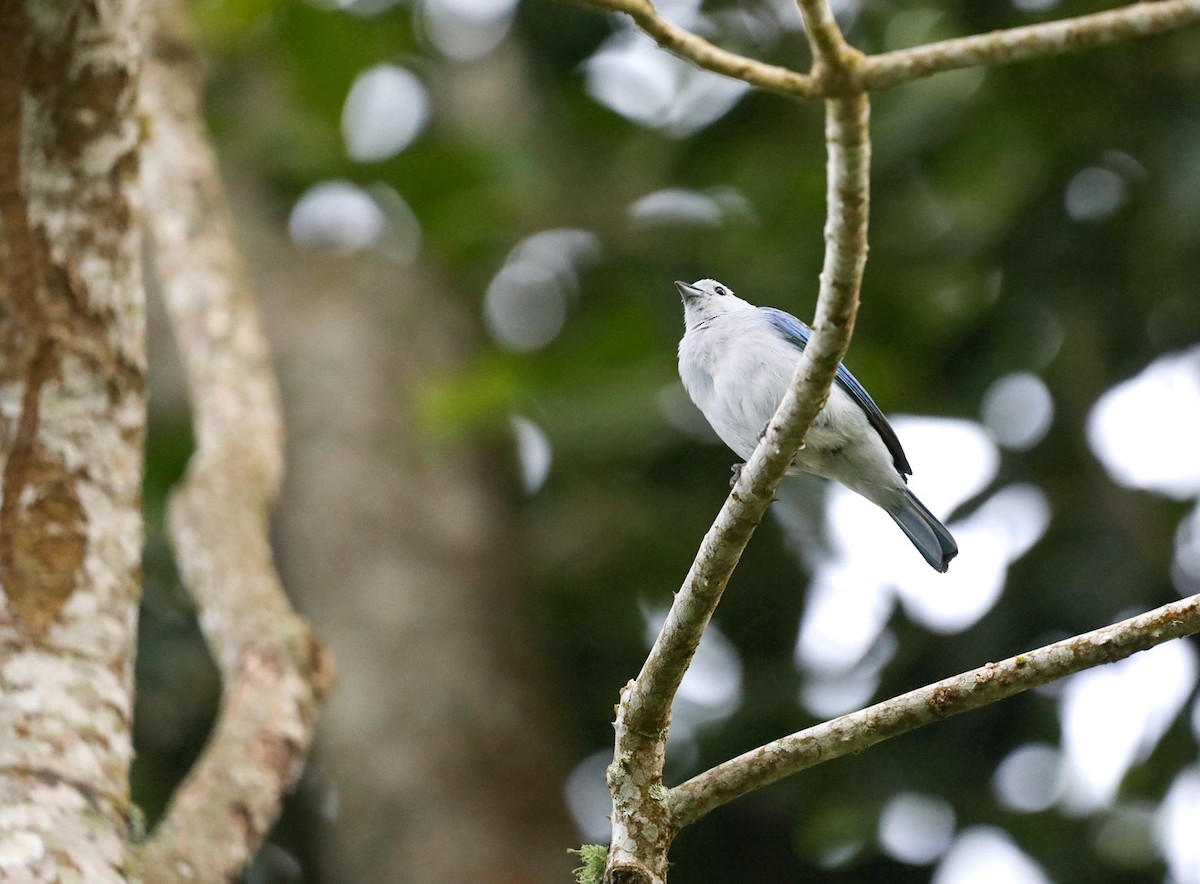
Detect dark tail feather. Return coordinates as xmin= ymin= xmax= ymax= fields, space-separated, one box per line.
xmin=888 ymin=489 xmax=958 ymax=573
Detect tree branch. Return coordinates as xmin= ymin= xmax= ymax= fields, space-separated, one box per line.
xmin=618 ymin=78 xmax=868 ymax=786
xmin=577 ymin=0 xmax=818 ymax=97
xmin=670 ymin=592 xmax=1200 ymax=826
xmin=796 ymin=0 xmax=865 ymax=82
xmin=575 ymin=0 xmax=1200 ymax=879
xmin=577 ymin=0 xmax=1200 ymax=101
xmin=137 ymin=2 xmax=332 ymax=880
xmin=860 ymin=0 xmax=1200 ymax=92
xmin=604 ymin=88 xmax=870 ymax=884
xmin=797 ymin=0 xmax=842 ymax=61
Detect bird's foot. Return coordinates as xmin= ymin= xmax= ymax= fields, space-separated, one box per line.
xmin=729 ymin=462 xmax=743 ymax=488
xmin=756 ymin=424 xmax=805 ymax=451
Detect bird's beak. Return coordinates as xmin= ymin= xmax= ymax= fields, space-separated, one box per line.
xmin=675 ymin=280 xmax=700 ymax=301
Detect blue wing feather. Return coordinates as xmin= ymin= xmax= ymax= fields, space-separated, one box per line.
xmin=760 ymin=307 xmax=912 ymax=477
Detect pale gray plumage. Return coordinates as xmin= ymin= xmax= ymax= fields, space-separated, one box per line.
xmin=676 ymin=278 xmax=957 ymax=572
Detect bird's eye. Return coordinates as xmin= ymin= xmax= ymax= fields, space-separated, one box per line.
xmin=715 ymin=286 xmax=728 ymax=296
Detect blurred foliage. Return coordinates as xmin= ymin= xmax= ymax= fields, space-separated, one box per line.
xmin=136 ymin=0 xmax=1200 ymax=881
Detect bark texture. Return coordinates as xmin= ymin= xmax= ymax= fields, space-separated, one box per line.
xmin=0 ymin=0 xmax=145 ymax=880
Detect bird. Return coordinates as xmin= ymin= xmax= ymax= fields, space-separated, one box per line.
xmin=675 ymin=278 xmax=958 ymax=572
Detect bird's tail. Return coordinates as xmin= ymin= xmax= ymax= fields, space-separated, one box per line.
xmin=887 ymin=488 xmax=958 ymax=573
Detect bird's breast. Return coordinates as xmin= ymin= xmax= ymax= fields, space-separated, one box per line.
xmin=679 ymin=323 xmax=799 ymax=460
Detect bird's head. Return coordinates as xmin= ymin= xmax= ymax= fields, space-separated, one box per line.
xmin=675 ymin=278 xmax=752 ymax=328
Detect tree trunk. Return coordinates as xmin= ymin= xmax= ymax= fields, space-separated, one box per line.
xmin=0 ymin=1 xmax=145 ymax=879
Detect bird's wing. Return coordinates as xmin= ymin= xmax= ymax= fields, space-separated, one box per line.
xmin=760 ymin=307 xmax=912 ymax=477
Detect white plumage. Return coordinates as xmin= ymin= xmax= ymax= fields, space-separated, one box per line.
xmin=676 ymin=278 xmax=957 ymax=572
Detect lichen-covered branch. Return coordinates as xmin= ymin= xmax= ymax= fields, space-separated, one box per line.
xmin=670 ymin=592 xmax=1200 ymax=826
xmin=579 ymin=0 xmax=818 ymax=97
xmin=136 ymin=1 xmax=332 ymax=880
xmin=861 ymin=0 xmax=1200 ymax=92
xmin=0 ymin=0 xmax=145 ymax=880
xmin=604 ymin=86 xmax=871 ymax=884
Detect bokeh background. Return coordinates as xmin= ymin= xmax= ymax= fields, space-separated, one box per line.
xmin=135 ymin=0 xmax=1200 ymax=881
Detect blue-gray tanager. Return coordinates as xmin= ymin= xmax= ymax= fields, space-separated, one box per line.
xmin=676 ymin=278 xmax=958 ymax=572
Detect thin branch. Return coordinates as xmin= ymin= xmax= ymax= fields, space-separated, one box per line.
xmin=623 ymin=90 xmax=869 ymax=762
xmin=578 ymin=0 xmax=1200 ymax=101
xmin=796 ymin=0 xmax=860 ymax=74
xmin=578 ymin=0 xmax=818 ymax=97
xmin=861 ymin=0 xmax=1200 ymax=92
xmin=137 ymin=1 xmax=332 ymax=879
xmin=604 ymin=93 xmax=871 ymax=883
xmin=670 ymin=592 xmax=1200 ymax=826
xmin=797 ymin=0 xmax=840 ymax=60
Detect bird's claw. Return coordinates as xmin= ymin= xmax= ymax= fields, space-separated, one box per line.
xmin=730 ymin=462 xmax=781 ymax=501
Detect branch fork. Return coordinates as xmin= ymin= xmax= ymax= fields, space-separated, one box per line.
xmin=570 ymin=0 xmax=1200 ymax=880
xmin=587 ymin=0 xmax=1200 ymax=98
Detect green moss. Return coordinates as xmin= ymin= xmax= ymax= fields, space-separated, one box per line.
xmin=569 ymin=844 xmax=608 ymax=884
